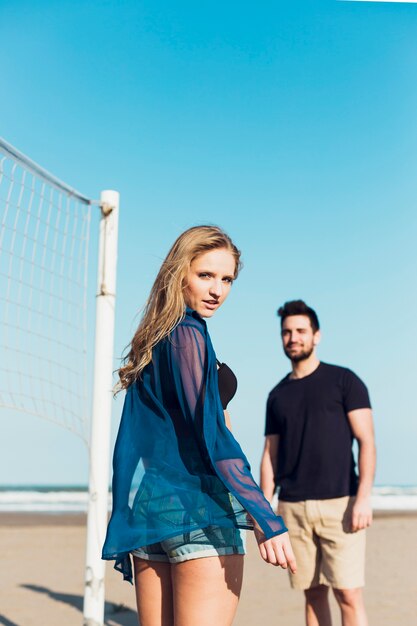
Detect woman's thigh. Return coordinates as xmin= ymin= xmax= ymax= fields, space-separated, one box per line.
xmin=133 ymin=556 xmax=174 ymax=626
xmin=171 ymin=554 xmax=244 ymax=626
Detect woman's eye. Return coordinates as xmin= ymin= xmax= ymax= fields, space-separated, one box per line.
xmin=198 ymin=273 xmax=210 ymax=278
xmin=222 ymin=277 xmax=233 ymax=284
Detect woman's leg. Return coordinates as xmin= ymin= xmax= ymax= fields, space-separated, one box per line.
xmin=171 ymin=554 xmax=244 ymax=626
xmin=133 ymin=556 xmax=174 ymax=626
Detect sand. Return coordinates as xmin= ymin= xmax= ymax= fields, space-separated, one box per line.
xmin=0 ymin=512 xmax=416 ymax=626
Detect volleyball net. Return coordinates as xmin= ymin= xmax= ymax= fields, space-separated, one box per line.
xmin=0 ymin=137 xmax=119 ymax=626
xmin=0 ymin=138 xmax=93 ymax=440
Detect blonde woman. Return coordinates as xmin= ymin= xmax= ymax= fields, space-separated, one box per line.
xmin=102 ymin=225 xmax=296 ymax=626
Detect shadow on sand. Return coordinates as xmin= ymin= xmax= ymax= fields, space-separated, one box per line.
xmin=20 ymin=584 xmax=138 ymax=626
xmin=0 ymin=615 xmax=22 ymax=626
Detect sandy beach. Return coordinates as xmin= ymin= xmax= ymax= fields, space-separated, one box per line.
xmin=0 ymin=512 xmax=416 ymax=626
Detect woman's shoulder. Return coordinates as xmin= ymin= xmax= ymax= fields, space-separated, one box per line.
xmin=183 ymin=307 xmax=206 ymax=326
xmin=172 ymin=315 xmax=206 ymax=344
xmin=161 ymin=310 xmax=211 ymax=360
xmin=174 ymin=308 xmax=207 ymax=335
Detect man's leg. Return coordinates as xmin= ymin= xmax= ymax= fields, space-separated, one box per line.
xmin=333 ymin=587 xmax=368 ymax=626
xmin=316 ymin=497 xmax=367 ymax=626
xmin=278 ymin=501 xmax=326 ymax=625
xmin=304 ymin=584 xmax=332 ymax=626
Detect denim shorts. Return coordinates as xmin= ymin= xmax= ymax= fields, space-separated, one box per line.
xmin=132 ymin=525 xmax=246 ymax=564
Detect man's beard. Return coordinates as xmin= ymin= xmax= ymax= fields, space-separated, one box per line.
xmin=284 ymin=344 xmax=314 ymax=363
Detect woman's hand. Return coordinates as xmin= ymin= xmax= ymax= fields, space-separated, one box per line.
xmin=254 ymin=528 xmax=297 ymax=573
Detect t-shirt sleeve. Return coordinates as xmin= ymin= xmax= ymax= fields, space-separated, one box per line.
xmin=264 ymin=394 xmax=280 ymax=436
xmin=343 ymin=369 xmax=371 ymax=412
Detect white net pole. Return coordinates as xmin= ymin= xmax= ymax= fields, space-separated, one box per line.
xmin=83 ymin=190 xmax=119 ymax=626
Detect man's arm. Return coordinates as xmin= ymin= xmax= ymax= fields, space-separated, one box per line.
xmin=260 ymin=434 xmax=279 ymax=505
xmin=347 ymin=408 xmax=376 ymax=531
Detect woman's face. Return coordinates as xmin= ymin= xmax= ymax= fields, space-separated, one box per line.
xmin=184 ymin=248 xmax=236 ymax=317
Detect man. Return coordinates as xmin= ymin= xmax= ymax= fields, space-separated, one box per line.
xmin=260 ymin=300 xmax=376 ymax=626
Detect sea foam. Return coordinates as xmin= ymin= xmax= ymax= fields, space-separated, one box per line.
xmin=0 ymin=486 xmax=416 ymax=513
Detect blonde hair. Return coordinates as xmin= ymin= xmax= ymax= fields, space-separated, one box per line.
xmin=118 ymin=225 xmax=241 ymax=390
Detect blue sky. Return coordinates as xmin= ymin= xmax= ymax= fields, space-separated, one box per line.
xmin=1 ymin=0 xmax=417 ymax=486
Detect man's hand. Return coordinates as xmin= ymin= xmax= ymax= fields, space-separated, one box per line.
xmin=351 ymin=496 xmax=373 ymax=532
xmin=254 ymin=528 xmax=297 ymax=573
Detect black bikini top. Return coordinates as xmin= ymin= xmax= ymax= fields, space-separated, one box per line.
xmin=217 ymin=360 xmax=238 ymax=410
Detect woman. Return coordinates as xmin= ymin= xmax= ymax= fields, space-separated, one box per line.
xmin=102 ymin=225 xmax=296 ymax=626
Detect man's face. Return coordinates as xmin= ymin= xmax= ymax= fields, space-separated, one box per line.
xmin=281 ymin=315 xmax=320 ymax=362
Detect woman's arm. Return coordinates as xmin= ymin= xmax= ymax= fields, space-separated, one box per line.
xmin=168 ymin=320 xmax=296 ymax=570
xmin=224 ymin=409 xmax=232 ymax=431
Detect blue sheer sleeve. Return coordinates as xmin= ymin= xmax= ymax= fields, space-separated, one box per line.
xmin=169 ymin=323 xmax=206 ymax=421
xmin=168 ymin=319 xmax=287 ymax=540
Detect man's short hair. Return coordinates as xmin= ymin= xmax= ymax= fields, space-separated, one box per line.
xmin=277 ymin=300 xmax=320 ymax=333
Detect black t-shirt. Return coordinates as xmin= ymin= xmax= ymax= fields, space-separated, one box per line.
xmin=264 ymin=362 xmax=371 ymax=502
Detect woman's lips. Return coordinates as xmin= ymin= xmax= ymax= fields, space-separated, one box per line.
xmin=203 ymin=300 xmax=219 ymax=309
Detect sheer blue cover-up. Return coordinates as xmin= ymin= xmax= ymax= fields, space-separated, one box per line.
xmin=102 ymin=308 xmax=287 ymax=582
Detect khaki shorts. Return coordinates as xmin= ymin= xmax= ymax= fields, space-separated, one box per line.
xmin=278 ymin=496 xmax=366 ymax=590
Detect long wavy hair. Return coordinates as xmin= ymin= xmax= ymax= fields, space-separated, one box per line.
xmin=118 ymin=225 xmax=242 ymax=390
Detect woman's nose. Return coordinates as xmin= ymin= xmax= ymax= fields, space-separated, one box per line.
xmin=209 ymin=280 xmax=222 ymax=298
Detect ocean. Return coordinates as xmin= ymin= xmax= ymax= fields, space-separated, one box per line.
xmin=0 ymin=485 xmax=416 ymax=513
